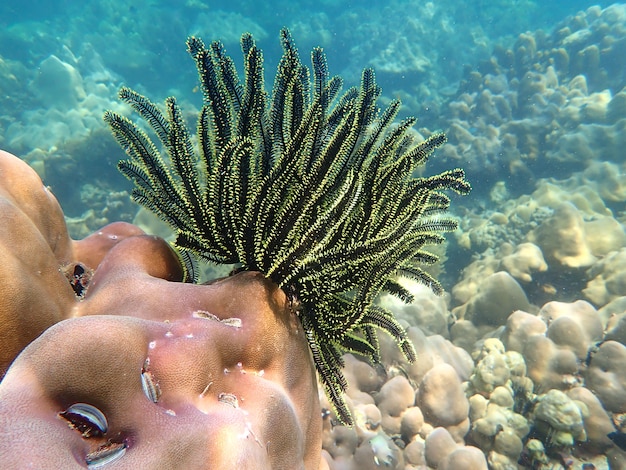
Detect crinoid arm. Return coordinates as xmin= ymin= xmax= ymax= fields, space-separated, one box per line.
xmin=105 ymin=28 xmax=470 ymax=425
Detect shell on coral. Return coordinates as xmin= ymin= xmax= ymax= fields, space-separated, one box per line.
xmin=58 ymin=403 xmax=108 ymax=438
xmin=218 ymin=392 xmax=239 ymax=408
xmin=140 ymin=363 xmax=161 ymax=404
xmin=86 ymin=441 xmax=127 ymax=469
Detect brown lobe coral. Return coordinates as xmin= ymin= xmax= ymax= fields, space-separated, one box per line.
xmin=0 ymin=150 xmax=323 ymax=469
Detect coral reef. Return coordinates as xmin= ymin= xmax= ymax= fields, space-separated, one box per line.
xmin=0 ymin=150 xmax=323 ymax=469
xmin=315 ymin=135 xmax=626 ymax=469
xmin=2 ymin=46 xmax=136 ymax=232
xmin=430 ymin=4 xmax=626 ymax=197
xmin=3 ymin=3 xmax=626 ymax=469
xmin=0 ymin=148 xmax=75 ymax=373
xmin=104 ymin=29 xmax=469 ymax=424
xmin=0 ymin=26 xmax=471 ymax=468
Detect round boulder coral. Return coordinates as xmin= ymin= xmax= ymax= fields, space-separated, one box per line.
xmin=453 ymin=271 xmax=531 ymax=328
xmin=417 ymin=363 xmax=469 ymax=431
xmin=0 ymin=269 xmax=324 ymax=469
xmin=585 ymin=340 xmax=626 ymax=412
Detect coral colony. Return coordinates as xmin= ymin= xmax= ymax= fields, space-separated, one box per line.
xmin=104 ymin=28 xmax=470 ymax=425
xmin=3 ymin=5 xmax=626 ymax=468
xmin=0 ymin=28 xmax=468 ymax=469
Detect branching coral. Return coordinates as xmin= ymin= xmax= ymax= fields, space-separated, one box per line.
xmin=104 ymin=28 xmax=470 ymax=424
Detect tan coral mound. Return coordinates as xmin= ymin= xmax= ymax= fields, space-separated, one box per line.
xmin=0 ymin=149 xmax=76 ymax=373
xmin=0 ymin=150 xmax=323 ymax=469
xmin=585 ymin=340 xmax=626 ymax=413
xmin=452 ymin=271 xmax=531 ymax=328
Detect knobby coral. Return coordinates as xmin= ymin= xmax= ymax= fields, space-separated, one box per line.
xmin=104 ymin=28 xmax=470 ymax=424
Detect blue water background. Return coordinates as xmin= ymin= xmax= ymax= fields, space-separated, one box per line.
xmin=0 ymin=0 xmax=623 ymax=284
xmin=1 ymin=1 xmax=615 ymax=100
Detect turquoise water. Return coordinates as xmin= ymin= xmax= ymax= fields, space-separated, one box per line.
xmin=0 ymin=0 xmax=620 ymax=215
xmin=1 ymin=1 xmax=626 ymax=468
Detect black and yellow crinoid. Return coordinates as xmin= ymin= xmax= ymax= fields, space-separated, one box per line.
xmin=104 ymin=29 xmax=470 ymax=425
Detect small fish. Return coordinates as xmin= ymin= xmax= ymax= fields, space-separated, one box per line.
xmin=608 ymin=431 xmax=626 ymax=451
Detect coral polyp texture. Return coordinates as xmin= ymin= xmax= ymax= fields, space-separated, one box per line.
xmin=103 ymin=28 xmax=470 ymax=424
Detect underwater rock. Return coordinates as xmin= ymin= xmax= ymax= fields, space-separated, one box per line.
xmin=540 ymin=300 xmax=603 ymax=360
xmin=370 ymin=35 xmax=431 ymax=77
xmin=456 ymin=179 xmax=621 ymax=263
xmin=0 ymin=149 xmax=76 ymax=374
xmin=604 ymin=303 xmax=626 ymax=346
xmin=423 ymin=427 xmax=488 ymax=470
xmin=376 ymin=375 xmax=415 ymax=435
xmin=403 ymin=438 xmax=426 ymax=467
xmin=356 ymin=403 xmax=382 ymax=434
xmin=579 ymin=161 xmax=626 ymax=204
xmin=584 ymin=215 xmax=626 ymax=258
xmin=321 ymin=423 xmax=359 ymax=464
xmin=499 ymin=242 xmax=548 ymax=284
xmin=607 ymin=87 xmax=626 ymax=123
xmin=531 ymin=180 xmax=612 ymax=218
xmin=0 ymin=277 xmax=324 ymax=468
xmin=321 ymin=393 xmax=407 ymax=470
xmin=423 ymin=427 xmax=458 ymax=467
xmin=522 ymin=331 xmax=580 ymax=393
xmin=400 ymin=406 xmax=425 ymax=443
xmin=439 ymin=446 xmax=488 ymax=470
xmin=352 ymin=432 xmax=403 ymax=470
xmin=584 ymin=248 xmax=626 ymax=307
xmin=451 ymin=181 xmax=624 ymax=305
xmin=321 ymin=327 xmax=491 ymax=469
xmin=449 ymin=319 xmax=481 ymax=352
xmin=319 ymin=6 xmax=626 ymax=467
xmin=431 ymin=4 xmax=626 ymax=194
xmin=504 ymin=314 xmax=540 ymax=353
xmin=468 ymin=339 xmax=511 ymax=396
xmin=4 ymin=7 xmax=626 ymax=467
xmin=466 ymin=341 xmax=530 ymax=468
xmin=342 ymin=354 xmax=384 ymax=402
xmin=519 ymin=439 xmax=550 ymax=468
xmin=529 ymin=202 xmax=597 ymax=269
xmin=379 ymin=280 xmax=450 ymax=337
xmin=376 ymin=325 xmax=474 ymax=388
xmin=5 ymin=46 xmax=131 ymax=231
xmin=488 ymin=423 xmax=525 ymax=469
xmin=451 ymin=255 xmax=501 ymax=305
xmin=566 ymin=386 xmax=615 ymax=453
xmin=501 ymin=306 xmax=592 ymax=393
